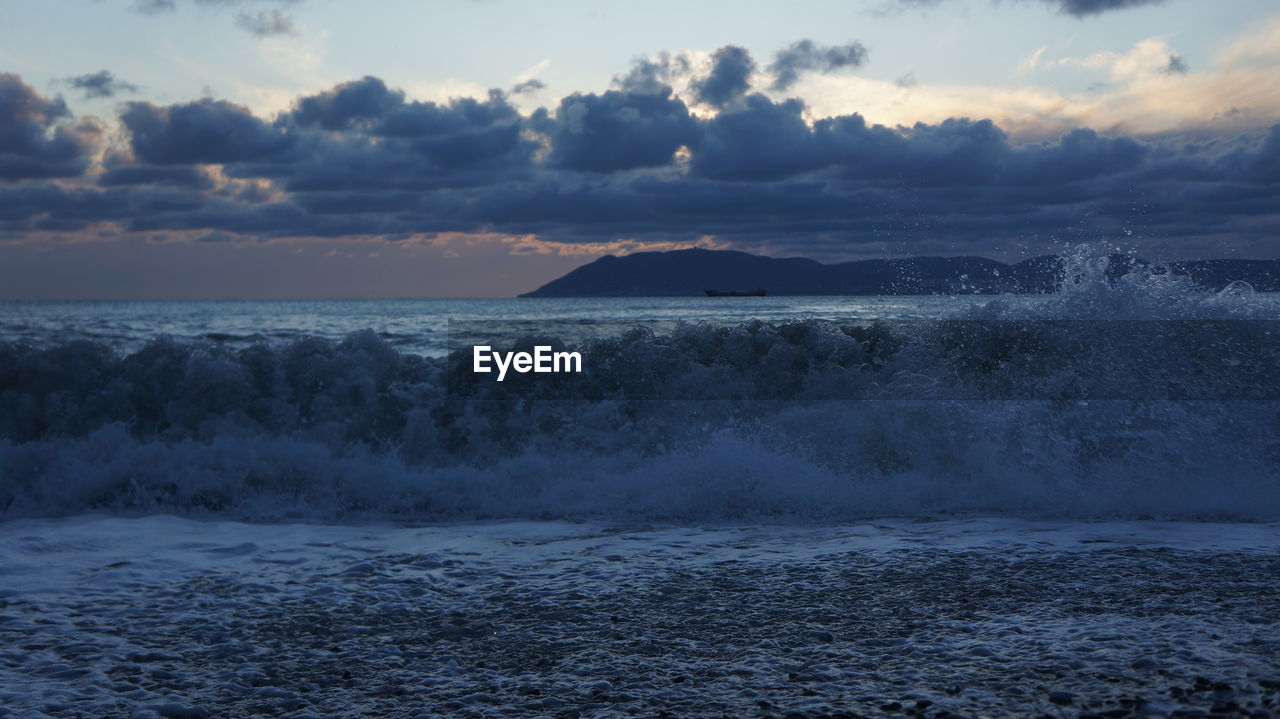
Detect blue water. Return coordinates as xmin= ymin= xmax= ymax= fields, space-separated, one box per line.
xmin=0 ymin=295 xmax=992 ymax=356
xmin=1 ymin=251 xmax=1278 ymax=523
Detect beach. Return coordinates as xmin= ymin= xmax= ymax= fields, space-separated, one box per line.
xmin=3 ymin=516 xmax=1278 ymax=718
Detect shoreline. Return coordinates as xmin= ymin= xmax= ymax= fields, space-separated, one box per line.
xmin=4 ymin=516 xmax=1278 ymax=717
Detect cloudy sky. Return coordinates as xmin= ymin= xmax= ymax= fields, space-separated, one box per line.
xmin=1 ymin=0 xmax=1278 ymax=298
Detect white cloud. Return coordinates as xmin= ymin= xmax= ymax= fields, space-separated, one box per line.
xmin=1014 ymin=46 xmax=1048 ymax=77
xmin=794 ymin=17 xmax=1280 ymax=140
xmin=1058 ymin=37 xmax=1179 ymax=82
xmin=514 ymin=58 xmax=552 ymax=85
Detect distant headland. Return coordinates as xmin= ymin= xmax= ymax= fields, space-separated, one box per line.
xmin=519 ymin=248 xmax=1280 ymax=298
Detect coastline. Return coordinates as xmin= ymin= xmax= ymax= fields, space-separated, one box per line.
xmin=3 ymin=516 xmax=1278 ymax=717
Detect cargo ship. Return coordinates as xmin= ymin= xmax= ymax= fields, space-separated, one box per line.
xmin=703 ymin=288 xmax=766 ymax=297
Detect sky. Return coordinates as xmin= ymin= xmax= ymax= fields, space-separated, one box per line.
xmin=1 ymin=0 xmax=1279 ymax=298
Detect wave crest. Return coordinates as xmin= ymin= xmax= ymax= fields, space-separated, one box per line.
xmin=2 ymin=248 xmax=1277 ymax=522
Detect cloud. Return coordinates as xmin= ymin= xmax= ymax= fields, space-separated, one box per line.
xmin=3 ymin=58 xmax=1280 ymax=268
xmin=691 ymin=95 xmax=818 ymax=180
xmin=546 ymin=88 xmax=701 ymax=172
xmin=1002 ymin=127 xmax=1146 ymax=184
xmin=510 ymin=78 xmax=546 ymax=96
xmin=98 ymin=153 xmax=214 ymax=189
xmin=1048 ymin=0 xmax=1165 ymax=18
xmin=66 ymin=70 xmax=140 ymax=99
xmin=0 ymin=74 xmax=102 ymax=181
xmin=121 ymin=98 xmax=294 ymax=164
xmin=878 ymin=0 xmax=1166 ymax=18
xmin=869 ymin=0 xmax=946 ymax=15
xmin=234 ymin=9 xmax=297 ymax=37
xmin=797 ymin=28 xmax=1280 ymax=142
xmin=1069 ymin=38 xmax=1187 ymax=82
xmin=1015 ymin=47 xmax=1048 ymax=77
xmin=501 ymin=233 xmax=727 ymax=256
xmin=286 ymin=75 xmax=404 ymax=130
xmin=279 ymin=79 xmax=534 ymax=183
xmin=131 ymin=0 xmax=303 ymax=37
xmin=690 ymin=45 xmax=756 ymax=108
xmin=613 ymin=52 xmax=693 ymax=95
xmin=768 ymin=40 xmax=868 ymax=92
xmin=1248 ymin=125 xmax=1280 ymax=183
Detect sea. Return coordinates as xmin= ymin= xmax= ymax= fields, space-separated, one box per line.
xmin=1 ymin=251 xmax=1278 ymax=717
xmin=2 ymin=257 xmax=1277 ymax=521
xmin=0 ymin=294 xmax=981 ymax=358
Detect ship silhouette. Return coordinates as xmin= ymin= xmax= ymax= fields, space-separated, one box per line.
xmin=703 ymin=287 xmax=766 ymax=297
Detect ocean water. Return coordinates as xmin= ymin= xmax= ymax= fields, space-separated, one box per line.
xmin=3 ymin=250 xmax=1280 ymax=718
xmin=0 ymin=294 xmax=985 ymax=357
xmin=0 ymin=249 xmax=1278 ymax=522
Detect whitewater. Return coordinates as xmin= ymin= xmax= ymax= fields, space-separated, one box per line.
xmin=1 ymin=249 xmax=1278 ymax=717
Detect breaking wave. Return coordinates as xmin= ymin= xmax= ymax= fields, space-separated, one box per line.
xmin=2 ymin=248 xmax=1277 ymax=522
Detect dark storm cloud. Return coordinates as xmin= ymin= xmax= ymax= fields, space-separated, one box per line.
xmin=267 ymin=124 xmax=533 ymax=194
xmin=768 ymin=40 xmax=868 ymax=92
xmin=121 ymin=98 xmax=294 ymax=164
xmin=285 ymin=77 xmax=527 ymax=160
xmin=374 ymin=90 xmax=523 ymax=144
xmin=692 ymin=98 xmax=1012 ymax=185
xmin=613 ymin=52 xmax=692 ymax=95
xmin=278 ymin=81 xmax=534 ymax=184
xmin=690 ymin=45 xmax=756 ymax=108
xmin=0 ymin=183 xmax=205 ymax=230
xmin=287 ymin=76 xmax=404 ymax=130
xmin=692 ymin=95 xmax=818 ymax=180
xmin=98 ymin=153 xmax=214 ymax=188
xmin=67 ymin=71 xmax=140 ymax=99
xmin=1004 ymin=129 xmax=1146 ymax=185
xmin=857 ymin=117 xmax=1011 ymax=186
xmin=3 ymin=69 xmax=1280 ymax=257
xmin=546 ymin=88 xmax=701 ymax=172
xmin=0 ymin=74 xmax=100 ymax=181
xmin=1237 ymin=125 xmax=1280 ymax=183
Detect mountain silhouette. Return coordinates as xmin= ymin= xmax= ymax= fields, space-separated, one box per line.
xmin=520 ymin=248 xmax=1280 ymax=297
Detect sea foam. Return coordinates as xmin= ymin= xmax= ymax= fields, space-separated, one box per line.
xmin=2 ymin=248 xmax=1277 ymax=522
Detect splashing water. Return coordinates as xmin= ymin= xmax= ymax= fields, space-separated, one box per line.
xmin=1 ymin=246 xmax=1277 ymax=522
